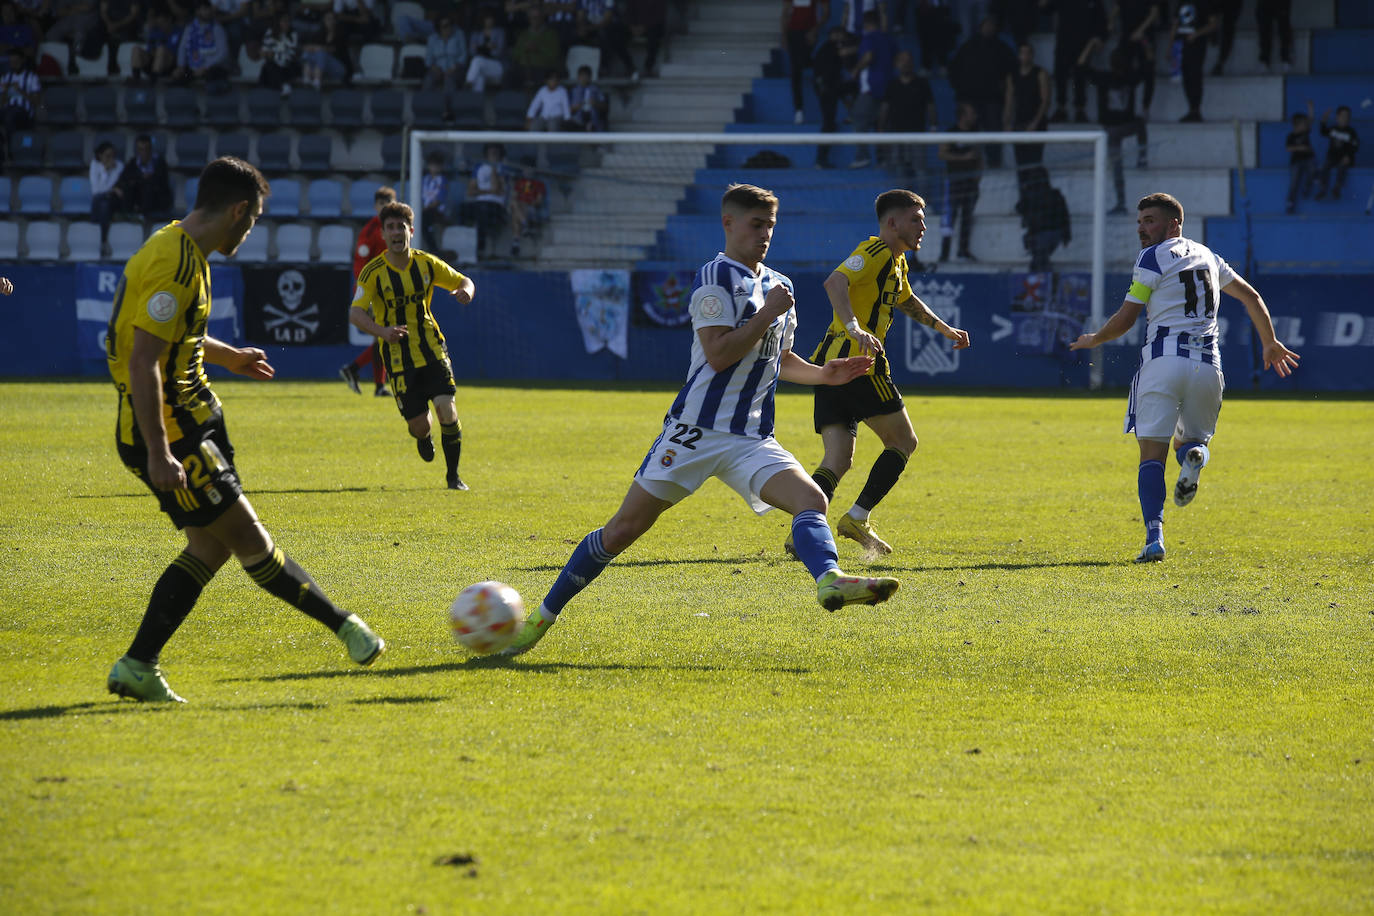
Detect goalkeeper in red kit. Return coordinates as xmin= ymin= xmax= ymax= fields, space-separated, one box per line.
xmin=338 ymin=186 xmax=396 ymax=397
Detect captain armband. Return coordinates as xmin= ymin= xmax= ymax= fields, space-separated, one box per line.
xmin=1128 ymin=280 xmax=1153 ymax=302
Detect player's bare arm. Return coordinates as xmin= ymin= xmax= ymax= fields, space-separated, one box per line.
xmin=778 ymin=349 xmax=874 ymax=387
xmin=449 ymin=275 xmax=476 ymax=305
xmin=349 ymin=304 xmax=408 ymax=342
xmin=127 ymin=327 xmax=185 ymax=492
xmin=697 ymin=284 xmax=795 ymax=371
xmin=896 ymin=294 xmax=972 ymax=349
xmin=1221 ymin=276 xmax=1301 ymax=377
xmin=1069 ymin=299 xmax=1146 ymax=350
xmin=203 ymin=337 xmax=274 ymax=379
xmin=822 ymin=271 xmax=883 ymax=354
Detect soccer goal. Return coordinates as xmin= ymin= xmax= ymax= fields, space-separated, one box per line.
xmin=407 ymin=129 xmax=1110 ymax=382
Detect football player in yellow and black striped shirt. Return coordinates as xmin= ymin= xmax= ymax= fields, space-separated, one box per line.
xmin=350 ymin=201 xmax=477 ymax=490
xmin=104 ymin=157 xmax=384 ymax=704
xmin=797 ymin=189 xmax=971 ymax=557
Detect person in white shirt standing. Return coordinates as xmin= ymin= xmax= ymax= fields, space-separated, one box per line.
xmin=524 ymin=69 xmax=570 ymax=167
xmin=90 ymin=140 xmax=125 ymax=257
xmin=1070 ymin=192 xmax=1300 ymax=562
xmin=499 ymin=183 xmax=900 ymax=657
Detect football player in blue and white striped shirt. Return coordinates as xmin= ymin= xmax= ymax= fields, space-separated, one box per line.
xmin=502 ymin=184 xmax=900 ymax=655
xmin=1070 ymin=192 xmax=1299 ymax=562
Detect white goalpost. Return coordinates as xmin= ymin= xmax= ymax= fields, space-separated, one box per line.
xmin=407 ymin=129 xmax=1111 ymax=386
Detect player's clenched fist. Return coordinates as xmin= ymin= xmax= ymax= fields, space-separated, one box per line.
xmin=762 ymin=284 xmax=795 ymax=318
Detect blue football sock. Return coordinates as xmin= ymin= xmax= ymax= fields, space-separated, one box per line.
xmin=791 ymin=509 xmax=841 ymax=581
xmin=1139 ymin=460 xmax=1166 ymax=541
xmin=1176 ymin=441 xmax=1210 ymax=467
xmin=542 ymin=528 xmax=617 ymax=616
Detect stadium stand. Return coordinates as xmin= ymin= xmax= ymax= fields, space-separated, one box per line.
xmin=57 ymin=176 xmax=91 ymax=214
xmin=275 ymin=224 xmax=314 ymax=262
xmin=317 ymin=224 xmax=355 ymax=264
xmin=81 ymin=85 xmax=121 ymax=127
xmin=202 ymin=90 xmax=241 ymax=128
xmin=24 ymin=221 xmax=62 ymax=260
xmin=297 ymin=134 xmax=336 ymax=173
xmin=50 ymin=131 xmax=88 ymax=171
xmin=64 ymin=222 xmax=103 ymax=262
xmin=108 ymin=222 xmax=146 ymax=261
xmin=0 ymin=220 xmax=18 ymax=259
xmin=307 ymin=179 xmax=346 ymax=218
xmin=125 ymin=85 xmax=162 ymax=127
xmin=17 ymin=176 xmax=54 ymax=214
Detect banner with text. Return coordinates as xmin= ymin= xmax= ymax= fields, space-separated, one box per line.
xmin=243 ymin=265 xmax=351 ymax=346
xmin=75 ymin=264 xmax=241 ymax=364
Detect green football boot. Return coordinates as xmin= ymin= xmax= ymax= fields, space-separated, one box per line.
xmin=107 ymin=656 xmax=186 ymax=703
xmin=836 ymin=514 xmax=893 ymax=555
xmin=816 ymin=571 xmax=900 ymax=611
xmin=338 ymin=614 xmax=385 ymax=666
xmin=499 ymin=608 xmax=555 ymax=656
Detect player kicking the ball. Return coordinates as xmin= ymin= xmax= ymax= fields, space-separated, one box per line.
xmin=502 ymin=184 xmax=900 ymax=656
xmin=1070 ymin=192 xmax=1299 ymax=562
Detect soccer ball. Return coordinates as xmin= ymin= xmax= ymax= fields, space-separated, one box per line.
xmin=449 ymin=581 xmax=525 ymax=654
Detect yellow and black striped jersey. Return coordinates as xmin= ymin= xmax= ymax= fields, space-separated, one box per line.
xmin=810 ymin=236 xmax=911 ymax=378
xmin=106 ymin=221 xmax=220 ymax=446
xmin=353 ymin=249 xmax=469 ymax=374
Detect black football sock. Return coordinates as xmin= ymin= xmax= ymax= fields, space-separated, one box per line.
xmin=811 ymin=467 xmax=839 ymax=502
xmin=126 ymin=551 xmax=215 ymax=663
xmin=854 ymin=447 xmax=909 ymax=513
xmin=440 ymin=420 xmax=462 ymax=476
xmin=243 ymin=547 xmax=348 ymax=632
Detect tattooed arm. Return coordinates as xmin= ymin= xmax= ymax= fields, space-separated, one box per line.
xmin=896 ymin=294 xmax=972 ymax=349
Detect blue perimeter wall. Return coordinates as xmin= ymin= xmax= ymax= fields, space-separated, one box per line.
xmin=2 ymin=262 xmax=1371 ymax=391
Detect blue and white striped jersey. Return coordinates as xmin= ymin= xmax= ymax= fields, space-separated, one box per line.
xmin=1125 ymin=236 xmax=1238 ymax=369
xmin=666 ymin=253 xmax=797 ymax=440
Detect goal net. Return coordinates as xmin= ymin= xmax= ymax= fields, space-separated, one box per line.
xmin=407 ymin=129 xmax=1110 ymax=379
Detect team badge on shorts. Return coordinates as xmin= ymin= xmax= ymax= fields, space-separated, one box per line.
xmin=660 ymin=447 xmax=677 ymax=468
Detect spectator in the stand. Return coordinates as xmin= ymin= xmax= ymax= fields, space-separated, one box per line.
xmin=848 ymin=8 xmax=896 ymax=169
xmin=210 ymin=0 xmax=250 ymax=60
xmin=465 ymin=20 xmax=505 ymax=92
xmin=172 ymin=1 xmax=230 ymax=85
xmin=625 ymin=0 xmax=663 ymax=77
xmin=300 ymin=8 xmax=350 ymax=86
xmin=882 ymin=50 xmax=936 ymax=181
xmin=1171 ymin=0 xmax=1217 ymax=123
xmin=424 ymin=15 xmax=467 ymax=102
xmin=332 ymin=0 xmax=375 ymax=46
xmin=90 ymin=140 xmax=125 ymax=256
xmin=258 ymin=10 xmax=299 ymax=93
xmin=292 ymin=0 xmax=333 ymax=41
xmin=1315 ymin=105 xmax=1360 ymax=201
xmin=421 ymin=151 xmax=449 ymax=254
xmin=782 ymin=0 xmax=828 ymax=125
xmin=948 ymin=15 xmax=1014 ymax=168
xmin=0 ymin=2 xmax=37 ymax=60
xmin=509 ymin=164 xmax=546 ymax=257
xmin=1042 ymin=0 xmax=1108 ymax=123
xmin=543 ymin=0 xmax=578 ymax=47
xmin=1207 ymin=0 xmax=1239 ymax=75
xmin=913 ymin=0 xmax=957 ymax=76
xmin=118 ymin=132 xmax=173 ymax=222
xmin=938 ymin=101 xmax=983 ymax=262
xmin=811 ymin=24 xmax=855 ymax=168
xmin=1 ymin=47 xmax=38 ymax=146
xmin=1004 ymin=41 xmax=1051 ymax=169
xmin=128 ymin=6 xmax=178 ymax=81
xmin=1255 ymin=0 xmax=1290 ymax=72
xmin=1015 ymin=165 xmax=1071 ymax=272
xmin=525 ymin=68 xmax=569 ymax=165
xmin=1114 ymin=0 xmax=1161 ymax=118
xmin=568 ymin=63 xmax=606 ymax=130
xmin=580 ymin=0 xmax=636 ymax=80
xmin=468 ymin=10 xmax=505 ymax=62
xmin=466 ymin=142 xmax=508 ymax=259
xmin=511 ymin=6 xmax=559 ymax=89
xmin=46 ymin=0 xmax=102 ymax=63
xmin=991 ymin=0 xmax=1038 ymax=45
xmin=96 ymin=0 xmax=142 ymax=74
xmin=1284 ymin=101 xmax=1315 ymax=214
xmin=840 ymin=0 xmax=885 ymax=35
xmin=1083 ymin=46 xmax=1147 ymax=214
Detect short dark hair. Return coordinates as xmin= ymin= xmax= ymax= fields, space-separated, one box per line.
xmin=194 ymin=157 xmax=270 ymax=213
xmin=875 ymin=188 xmax=925 ymax=221
xmin=1137 ymin=192 xmax=1184 ymax=224
xmin=577 ymin=64 xmax=592 ymax=76
xmin=379 ymin=201 xmax=414 ymax=228
xmin=95 ymin=141 xmax=116 ymax=158
xmin=374 ymin=185 xmax=396 ymax=205
xmin=135 ymin=133 xmax=152 ymax=146
xmin=1292 ymin=110 xmax=1308 ymax=123
xmin=721 ymin=183 xmax=778 ymax=214
xmin=1336 ymin=105 xmax=1351 ymax=116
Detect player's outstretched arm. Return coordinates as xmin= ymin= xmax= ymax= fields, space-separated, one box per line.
xmin=1069 ymin=299 xmax=1145 ymax=350
xmin=698 ymin=284 xmax=796 ymax=371
xmin=778 ymin=350 xmax=873 ymax=386
xmin=1222 ymin=276 xmax=1300 ymax=377
xmin=897 ymin=294 xmax=971 ymax=349
xmin=204 ymin=336 xmax=275 ymax=379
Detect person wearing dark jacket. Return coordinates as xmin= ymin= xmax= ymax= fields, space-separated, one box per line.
xmin=1082 ymin=46 xmax=1147 ymax=213
xmin=812 ymin=24 xmax=857 ymax=168
xmin=1016 ymin=165 xmax=1071 ymax=272
xmin=948 ymin=15 xmax=1015 ymax=168
xmin=118 ymin=133 xmax=173 ymax=223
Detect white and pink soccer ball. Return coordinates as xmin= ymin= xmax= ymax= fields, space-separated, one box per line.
xmin=448 ymin=581 xmax=524 ymax=655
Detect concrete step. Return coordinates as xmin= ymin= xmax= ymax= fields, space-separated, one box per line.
xmin=658 ymin=61 xmax=767 ymax=80
xmin=537 ymin=242 xmax=651 ymax=262
xmin=1028 ymin=31 xmax=1313 ymax=79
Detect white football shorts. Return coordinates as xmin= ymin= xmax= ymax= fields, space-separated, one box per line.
xmin=1125 ymin=356 xmax=1224 ymax=442
xmin=633 ymin=418 xmax=803 ymax=515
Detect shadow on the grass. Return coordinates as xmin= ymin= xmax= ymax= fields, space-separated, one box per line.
xmin=863 ymin=559 xmax=1121 ymax=572
xmin=72 ymin=486 xmax=378 ymax=499
xmin=0 ymin=698 xmax=344 ymax=719
xmin=226 ymin=657 xmax=812 ymax=683
xmin=517 ymin=555 xmax=768 ymax=572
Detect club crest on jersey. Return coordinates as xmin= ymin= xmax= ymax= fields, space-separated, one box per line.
xmin=660 ymin=447 xmax=677 ymax=468
xmin=845 ymin=254 xmax=865 ymax=271
xmin=147 ymin=291 xmax=177 ymax=323
xmin=699 ymin=295 xmax=724 ymax=319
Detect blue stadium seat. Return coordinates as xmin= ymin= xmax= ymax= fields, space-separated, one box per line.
xmin=174 ymin=132 xmax=214 ymax=172
xmin=370 ymin=89 xmax=406 ymax=129
xmin=231 ymin=224 xmax=271 ymax=262
xmin=9 ymin=131 xmax=44 ymax=170
xmin=182 ymin=176 xmax=198 ymax=210
xmin=58 ymin=176 xmax=91 ymax=214
xmin=288 ymin=87 xmax=325 ymax=128
xmin=17 ymin=175 xmax=54 ymax=214
xmin=65 ymin=221 xmax=103 ymax=261
xmin=126 ymin=85 xmax=162 ymax=125
xmin=297 ymin=134 xmax=334 ymax=173
xmin=41 ymin=85 xmax=80 ymax=124
xmin=246 ymin=88 xmax=283 ymax=127
xmin=381 ymin=133 xmax=403 ymax=170
xmin=349 ymin=179 xmax=380 ymax=216
xmin=49 ymin=130 xmax=88 ymax=170
xmin=217 ymin=131 xmax=252 ymax=162
xmin=108 ymin=222 xmax=145 ymax=260
xmin=24 ymin=221 xmax=62 ymax=259
xmin=257 ymin=133 xmax=293 ymax=172
xmin=275 ymin=223 xmax=314 ymax=262
xmin=491 ymin=90 xmax=527 ymax=128
xmin=329 ymin=89 xmax=366 ymax=128
xmin=450 ymin=90 xmax=485 ymax=128
xmin=0 ymin=218 xmax=17 ymax=259
xmin=307 ymin=179 xmax=345 ymax=218
xmin=316 ymin=224 xmax=354 ymax=264
xmin=203 ymin=89 xmax=241 ymax=127
xmin=0 ymin=176 xmax=11 ymax=213
xmin=162 ymin=87 xmax=201 ymax=127
xmin=410 ymin=90 xmax=447 ymax=128
xmin=265 ymin=177 xmax=303 ymax=217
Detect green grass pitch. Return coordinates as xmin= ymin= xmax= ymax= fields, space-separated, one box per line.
xmin=0 ymin=379 xmax=1370 ymax=914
